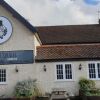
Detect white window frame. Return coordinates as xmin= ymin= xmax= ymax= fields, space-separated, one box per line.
xmin=0 ymin=69 xmax=7 ymax=84
xmin=55 ymin=63 xmax=73 ymax=81
xmin=88 ymin=62 xmax=100 ymax=80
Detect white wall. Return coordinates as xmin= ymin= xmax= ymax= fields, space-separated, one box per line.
xmin=35 ymin=61 xmax=100 ymax=96
xmin=0 ymin=6 xmax=35 ymax=50
xmin=0 ymin=5 xmax=37 ymax=97
xmin=34 ymin=35 xmax=41 ymax=57
xmin=0 ymin=64 xmax=37 ymax=97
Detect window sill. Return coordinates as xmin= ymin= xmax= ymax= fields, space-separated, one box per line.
xmin=54 ymin=79 xmax=74 ymax=82
xmin=89 ymin=78 xmax=100 ymax=81
xmin=0 ymin=82 xmax=7 ymax=85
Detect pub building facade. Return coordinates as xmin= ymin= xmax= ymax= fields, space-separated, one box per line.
xmin=1 ymin=0 xmax=100 ymax=98
xmin=0 ymin=0 xmax=40 ymax=97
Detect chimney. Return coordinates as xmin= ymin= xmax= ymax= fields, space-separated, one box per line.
xmin=99 ymin=19 xmax=100 ymax=25
xmin=98 ymin=10 xmax=100 ymax=25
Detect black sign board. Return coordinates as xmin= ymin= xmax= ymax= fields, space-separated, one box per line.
xmin=0 ymin=50 xmax=34 ymax=65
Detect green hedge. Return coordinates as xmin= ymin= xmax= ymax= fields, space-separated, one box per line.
xmin=79 ymin=78 xmax=100 ymax=96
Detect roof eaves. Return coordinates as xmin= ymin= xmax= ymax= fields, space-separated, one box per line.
xmin=36 ymin=57 xmax=100 ymax=62
xmin=42 ymin=42 xmax=100 ymax=45
xmin=0 ymin=0 xmax=37 ymax=33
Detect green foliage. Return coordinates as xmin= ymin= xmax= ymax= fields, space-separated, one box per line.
xmin=79 ymin=78 xmax=95 ymax=91
xmin=14 ymin=79 xmax=42 ymax=98
xmin=84 ymin=89 xmax=100 ymax=96
xmin=79 ymin=78 xmax=100 ymax=96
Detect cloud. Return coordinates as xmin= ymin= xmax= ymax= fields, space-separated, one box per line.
xmin=5 ymin=0 xmax=98 ymax=26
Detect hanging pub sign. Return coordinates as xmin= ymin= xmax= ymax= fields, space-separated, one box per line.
xmin=0 ymin=16 xmax=12 ymax=44
xmin=0 ymin=50 xmax=34 ymax=65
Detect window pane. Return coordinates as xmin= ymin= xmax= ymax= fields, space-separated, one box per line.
xmin=0 ymin=69 xmax=6 ymax=82
xmin=56 ymin=64 xmax=63 ymax=80
xmin=88 ymin=63 xmax=96 ymax=79
xmin=65 ymin=64 xmax=72 ymax=79
xmin=97 ymin=63 xmax=100 ymax=78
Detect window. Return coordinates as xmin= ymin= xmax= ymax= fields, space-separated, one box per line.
xmin=56 ymin=64 xmax=72 ymax=80
xmin=65 ymin=64 xmax=72 ymax=79
xmin=0 ymin=69 xmax=6 ymax=83
xmin=88 ymin=63 xmax=100 ymax=80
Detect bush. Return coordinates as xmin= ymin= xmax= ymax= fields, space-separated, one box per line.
xmin=79 ymin=78 xmax=95 ymax=91
xmin=79 ymin=78 xmax=100 ymax=96
xmin=14 ymin=79 xmax=42 ymax=98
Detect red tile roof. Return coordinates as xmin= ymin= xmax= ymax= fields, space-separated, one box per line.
xmin=36 ymin=24 xmax=100 ymax=45
xmin=36 ymin=44 xmax=100 ymax=61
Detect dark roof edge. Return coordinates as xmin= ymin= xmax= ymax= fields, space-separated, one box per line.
xmin=36 ymin=24 xmax=99 ymax=27
xmin=35 ymin=58 xmax=100 ymax=62
xmin=0 ymin=0 xmax=37 ymax=33
xmin=42 ymin=42 xmax=100 ymax=45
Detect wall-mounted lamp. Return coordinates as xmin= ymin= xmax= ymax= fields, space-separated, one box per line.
xmin=43 ymin=65 xmax=46 ymax=72
xmin=15 ymin=66 xmax=19 ymax=72
xmin=79 ymin=64 xmax=82 ymax=70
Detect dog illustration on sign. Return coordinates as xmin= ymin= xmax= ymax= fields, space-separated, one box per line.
xmin=0 ymin=20 xmax=7 ymax=39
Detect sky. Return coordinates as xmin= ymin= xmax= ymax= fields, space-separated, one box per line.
xmin=5 ymin=0 xmax=100 ymax=26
